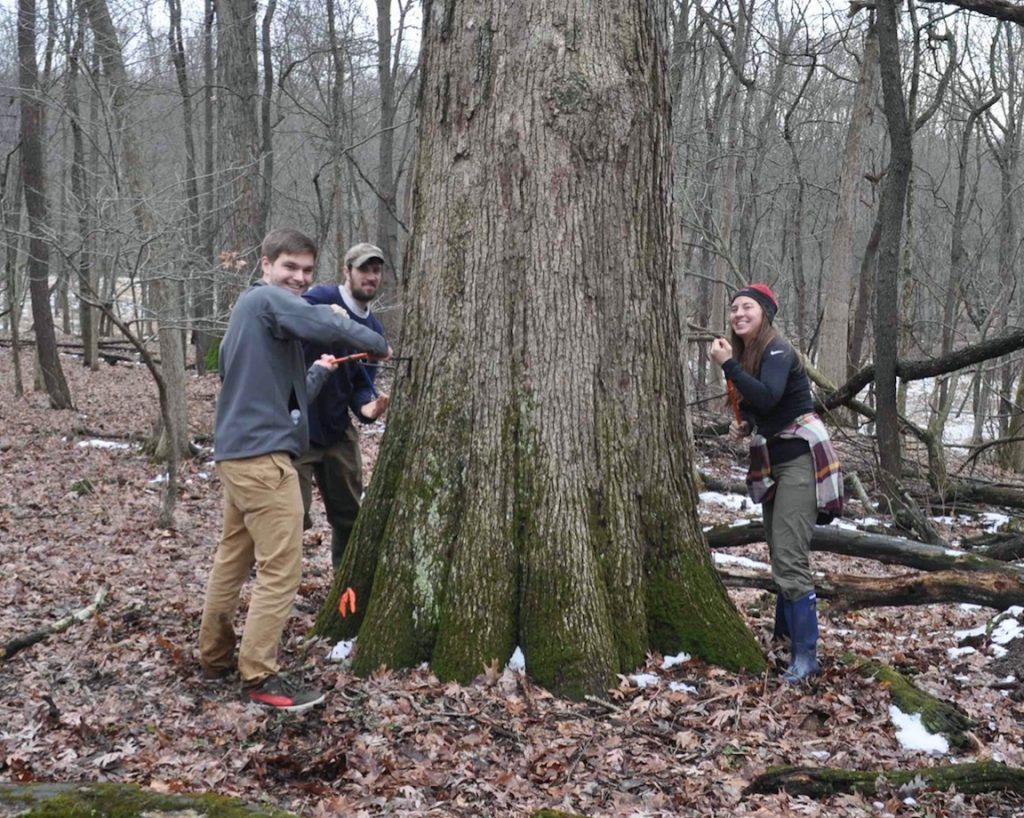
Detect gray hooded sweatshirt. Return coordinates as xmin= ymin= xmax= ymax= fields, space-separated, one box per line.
xmin=213 ymin=281 xmax=388 ymax=462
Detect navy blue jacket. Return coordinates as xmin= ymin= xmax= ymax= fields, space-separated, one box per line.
xmin=301 ymin=284 xmax=386 ymax=447
xmin=722 ymin=336 xmax=813 ymax=440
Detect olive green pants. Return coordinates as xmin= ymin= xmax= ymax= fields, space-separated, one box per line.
xmin=198 ymin=452 xmax=304 ymax=684
xmin=762 ymin=451 xmax=817 ymax=601
xmin=295 ymin=422 xmax=362 ymax=572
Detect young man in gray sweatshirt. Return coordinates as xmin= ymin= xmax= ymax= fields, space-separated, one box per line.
xmin=198 ymin=228 xmax=389 ymax=712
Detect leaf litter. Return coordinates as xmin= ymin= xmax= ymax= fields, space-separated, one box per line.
xmin=1 ymin=353 xmax=1024 ymax=816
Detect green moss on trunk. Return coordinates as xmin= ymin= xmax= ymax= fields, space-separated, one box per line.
xmin=746 ymin=761 xmax=1024 ymax=797
xmin=0 ymin=782 xmax=296 ymax=817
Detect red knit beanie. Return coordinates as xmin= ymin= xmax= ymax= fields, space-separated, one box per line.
xmin=733 ymin=283 xmax=778 ymax=323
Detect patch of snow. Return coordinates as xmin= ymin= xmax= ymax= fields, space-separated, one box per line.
xmin=991 ymin=645 xmax=1009 ymax=658
xmin=197 ymin=472 xmax=209 ymax=480
xmin=1003 ymin=606 xmax=1024 ymax=617
xmin=808 ymin=750 xmax=830 ymax=760
xmin=850 ymin=516 xmax=883 ymax=527
xmin=699 ymin=491 xmax=754 ymax=512
xmin=889 ymin=705 xmax=949 ymax=754
xmin=668 ymin=681 xmax=698 ymax=694
xmin=903 ymin=797 xmax=918 ymax=806
xmin=946 ymin=646 xmax=976 ymax=659
xmin=661 ymin=652 xmax=691 ymax=670
xmin=943 ymin=549 xmax=967 ymax=557
xmin=147 ymin=474 xmax=168 ymax=485
xmin=76 ymin=439 xmax=130 ymax=450
xmin=630 ymin=673 xmax=660 ymax=689
xmin=980 ymin=512 xmax=1011 ymax=532
xmin=954 ymin=625 xmax=986 ymax=640
xmin=1001 ymin=675 xmax=1017 ymax=684
xmin=327 ymin=639 xmax=355 ymax=662
xmin=830 ymin=519 xmax=860 ymax=531
xmin=959 ymin=604 xmax=982 ymax=611
xmin=507 ymin=646 xmax=525 ymax=672
xmin=712 ymin=552 xmax=771 ymax=571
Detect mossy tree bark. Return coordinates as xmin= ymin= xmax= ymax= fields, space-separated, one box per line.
xmin=313 ymin=0 xmax=764 ymax=699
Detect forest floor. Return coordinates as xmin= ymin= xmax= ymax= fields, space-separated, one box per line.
xmin=2 ymin=347 xmax=1024 ymax=817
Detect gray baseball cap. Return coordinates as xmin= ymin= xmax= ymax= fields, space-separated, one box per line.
xmin=344 ymin=242 xmax=385 ymax=269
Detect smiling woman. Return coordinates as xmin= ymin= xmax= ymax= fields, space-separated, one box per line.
xmin=709 ymin=283 xmax=843 ymax=683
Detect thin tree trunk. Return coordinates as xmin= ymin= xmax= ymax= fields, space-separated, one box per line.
xmin=1 ymin=150 xmax=25 ymax=396
xmin=875 ymin=0 xmax=913 ymax=476
xmin=314 ymin=0 xmax=764 ymax=699
xmin=217 ymin=0 xmax=261 ymax=290
xmin=820 ymin=24 xmax=877 ymax=384
xmin=18 ymin=0 xmax=73 ymax=409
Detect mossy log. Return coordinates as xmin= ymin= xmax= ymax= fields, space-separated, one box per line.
xmin=745 ymin=760 xmax=1024 ymax=797
xmin=0 ymin=782 xmax=297 ymax=817
xmin=530 ymin=810 xmax=591 ymax=818
xmin=716 ymin=563 xmax=1024 ymax=611
xmin=850 ymin=656 xmax=976 ymax=748
xmin=705 ymin=521 xmax=1022 ymax=577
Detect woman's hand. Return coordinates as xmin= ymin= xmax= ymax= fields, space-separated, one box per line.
xmin=710 ymin=337 xmax=733 ymax=366
xmin=728 ymin=420 xmax=750 ymax=442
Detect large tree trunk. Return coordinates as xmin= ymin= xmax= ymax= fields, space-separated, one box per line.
xmin=18 ymin=0 xmax=73 ymax=409
xmin=314 ymin=0 xmax=764 ymax=699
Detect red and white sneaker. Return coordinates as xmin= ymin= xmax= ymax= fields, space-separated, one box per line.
xmin=243 ymin=674 xmax=325 ymax=712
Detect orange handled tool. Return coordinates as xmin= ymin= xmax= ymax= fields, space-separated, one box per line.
xmin=726 ymin=380 xmax=743 ymax=425
xmin=323 ymin=352 xmax=369 ymax=367
xmin=338 ymin=587 xmax=357 ymax=617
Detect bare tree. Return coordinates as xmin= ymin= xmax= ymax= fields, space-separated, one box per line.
xmin=18 ymin=0 xmax=73 ymax=409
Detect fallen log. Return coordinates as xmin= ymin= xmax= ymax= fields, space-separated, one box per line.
xmin=2 ymin=586 xmax=109 ymax=661
xmin=716 ymin=564 xmax=1024 ymax=611
xmin=745 ymin=760 xmax=1024 ymax=797
xmin=705 ymin=521 xmax=1023 ymax=578
xmin=963 ymin=532 xmax=1024 ymax=562
xmin=0 ymin=782 xmax=297 ymax=817
xmin=851 ymin=656 xmax=976 ymax=749
xmin=941 ymin=480 xmax=1024 ymax=510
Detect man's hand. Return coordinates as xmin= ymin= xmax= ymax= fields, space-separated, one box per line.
xmin=710 ymin=337 xmax=733 ymax=366
xmin=368 ymin=344 xmax=393 ymax=364
xmin=329 ymin=303 xmax=351 ymax=319
xmin=728 ymin=419 xmax=750 ymax=442
xmin=360 ymin=394 xmax=390 ymax=420
xmin=312 ymin=353 xmax=340 ymax=371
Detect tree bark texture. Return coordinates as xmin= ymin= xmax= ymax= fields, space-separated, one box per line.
xmin=314 ymin=0 xmax=764 ymax=699
xmin=875 ymin=0 xmax=913 ymax=476
xmin=18 ymin=0 xmax=72 ymax=409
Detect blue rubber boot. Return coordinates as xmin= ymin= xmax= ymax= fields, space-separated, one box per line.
xmin=783 ymin=592 xmax=820 ymax=682
xmin=772 ymin=593 xmax=789 ymax=641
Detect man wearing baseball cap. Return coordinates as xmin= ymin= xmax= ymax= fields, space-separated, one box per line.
xmin=297 ymin=243 xmax=391 ymax=572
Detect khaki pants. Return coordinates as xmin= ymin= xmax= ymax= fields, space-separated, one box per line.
xmin=762 ymin=451 xmax=817 ymax=601
xmin=295 ymin=422 xmax=362 ymax=571
xmin=198 ymin=452 xmax=303 ymax=684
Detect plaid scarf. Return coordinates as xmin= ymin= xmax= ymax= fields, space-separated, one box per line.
xmin=746 ymin=413 xmax=843 ymax=520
